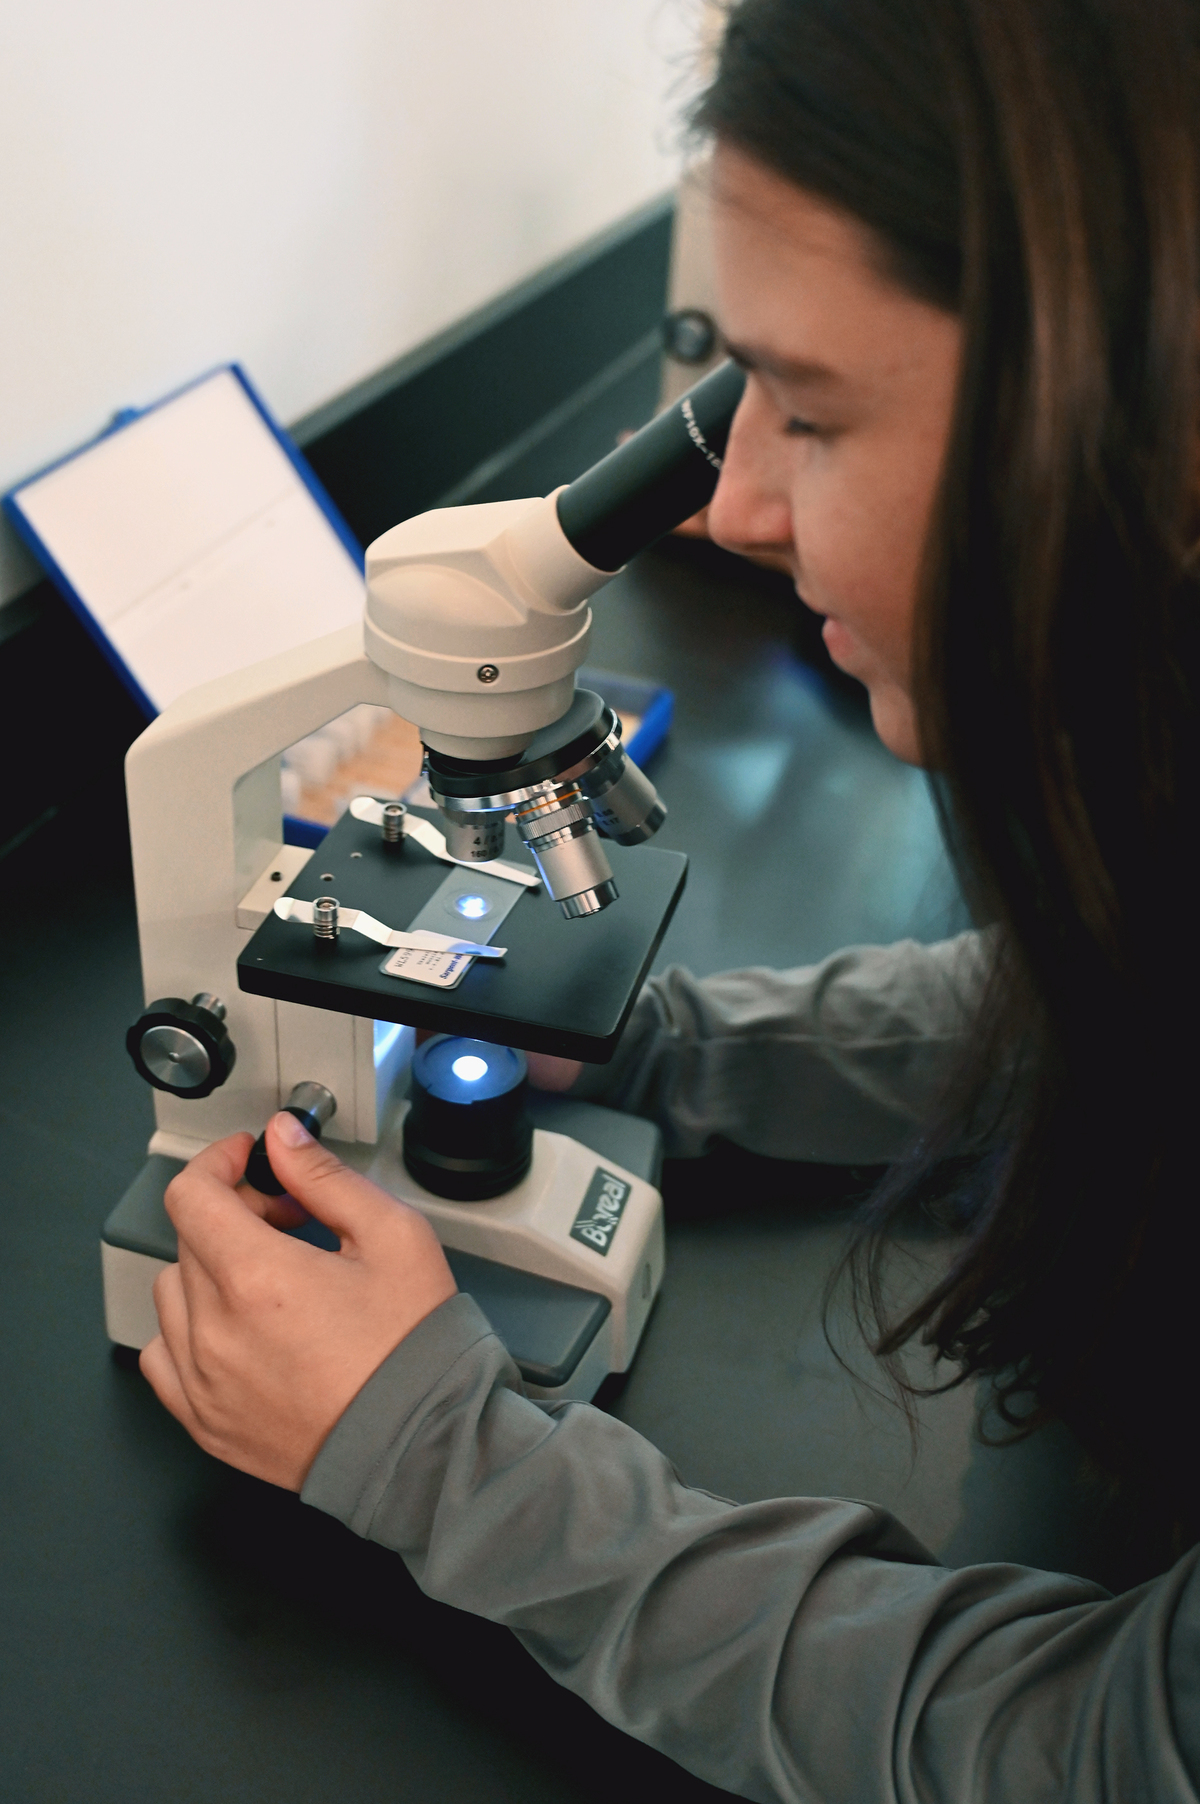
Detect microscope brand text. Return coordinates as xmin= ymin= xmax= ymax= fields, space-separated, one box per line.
xmin=569 ymin=1169 xmax=631 ymax=1255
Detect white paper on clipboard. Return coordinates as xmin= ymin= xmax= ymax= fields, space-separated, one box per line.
xmin=8 ymin=367 xmax=364 ymax=714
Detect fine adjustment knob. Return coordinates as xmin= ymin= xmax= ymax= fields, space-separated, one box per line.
xmin=125 ymin=992 xmax=236 ymax=1099
xmin=245 ymin=1082 xmax=337 ymax=1196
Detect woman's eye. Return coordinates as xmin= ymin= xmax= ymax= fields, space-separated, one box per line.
xmin=784 ymin=416 xmax=820 ymax=437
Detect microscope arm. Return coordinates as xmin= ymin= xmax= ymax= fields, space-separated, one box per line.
xmin=125 ymin=623 xmax=388 ymax=1144
xmin=127 ymin=622 xmax=385 ymax=930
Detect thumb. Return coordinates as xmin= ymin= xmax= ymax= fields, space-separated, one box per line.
xmin=262 ymin=1112 xmax=398 ymax=1245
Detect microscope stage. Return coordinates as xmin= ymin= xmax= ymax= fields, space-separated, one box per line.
xmin=238 ymin=808 xmax=687 ymax=1061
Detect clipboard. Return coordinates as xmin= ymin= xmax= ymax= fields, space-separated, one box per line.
xmin=4 ymin=364 xmax=364 ymax=718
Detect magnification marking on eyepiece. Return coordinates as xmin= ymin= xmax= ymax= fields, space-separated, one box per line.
xmin=679 ymin=396 xmax=724 ymax=470
xmin=555 ymin=360 xmax=745 ymax=573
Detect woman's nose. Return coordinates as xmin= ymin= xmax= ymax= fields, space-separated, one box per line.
xmin=707 ymin=382 xmax=794 ymax=564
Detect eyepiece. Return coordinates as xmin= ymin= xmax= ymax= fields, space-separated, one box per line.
xmin=555 ymin=360 xmax=745 ymax=572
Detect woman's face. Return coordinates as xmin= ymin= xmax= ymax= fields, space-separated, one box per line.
xmin=706 ymin=144 xmax=962 ymax=765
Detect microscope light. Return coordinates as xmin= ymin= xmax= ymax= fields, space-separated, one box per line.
xmin=404 ymin=1035 xmax=532 ymax=1199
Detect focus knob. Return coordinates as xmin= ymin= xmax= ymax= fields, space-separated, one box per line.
xmin=245 ymin=1082 xmax=337 ymax=1196
xmin=126 ymin=993 xmax=236 ymax=1099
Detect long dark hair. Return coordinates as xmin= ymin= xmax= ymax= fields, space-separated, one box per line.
xmin=696 ymin=0 xmax=1200 ymax=1557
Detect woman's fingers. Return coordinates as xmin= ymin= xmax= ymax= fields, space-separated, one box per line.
xmin=235 ymin=1179 xmax=312 ymax=1231
xmin=151 ymin=1260 xmax=192 ymax=1363
xmin=142 ymin=1123 xmax=458 ymax=1491
xmin=525 ymin=1052 xmax=582 ymax=1093
xmin=258 ymin=1113 xmax=405 ymax=1247
xmin=139 ymin=1330 xmax=201 ymax=1437
xmin=164 ymin=1152 xmax=287 ymax=1287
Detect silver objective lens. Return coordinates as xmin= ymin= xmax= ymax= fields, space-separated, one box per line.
xmin=583 ymin=747 xmax=666 ymax=845
xmin=424 ymin=690 xmax=664 ymax=919
xmin=441 ymin=806 xmax=507 ymax=863
xmin=515 ymin=794 xmax=618 ymax=918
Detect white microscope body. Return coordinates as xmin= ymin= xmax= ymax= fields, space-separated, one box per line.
xmin=106 ymin=363 xmax=745 ymax=1399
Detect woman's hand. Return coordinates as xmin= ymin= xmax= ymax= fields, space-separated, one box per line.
xmin=524 ymin=1052 xmax=583 ymax=1092
xmin=139 ymin=1115 xmax=456 ymax=1491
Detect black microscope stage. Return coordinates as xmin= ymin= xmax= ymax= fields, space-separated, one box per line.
xmin=238 ymin=807 xmax=687 ymax=1062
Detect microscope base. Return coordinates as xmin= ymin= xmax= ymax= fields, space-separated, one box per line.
xmin=102 ymin=1096 xmax=664 ymax=1402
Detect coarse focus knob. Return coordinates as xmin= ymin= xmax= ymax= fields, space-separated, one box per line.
xmin=125 ymin=993 xmax=236 ymax=1099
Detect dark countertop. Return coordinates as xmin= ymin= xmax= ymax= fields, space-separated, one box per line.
xmin=1 ymin=542 xmax=1121 ymax=1804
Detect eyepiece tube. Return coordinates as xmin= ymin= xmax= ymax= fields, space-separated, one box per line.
xmin=555 ymin=360 xmax=745 ymax=573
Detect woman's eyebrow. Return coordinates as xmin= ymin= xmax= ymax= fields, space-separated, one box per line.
xmin=722 ymin=338 xmax=842 ymax=384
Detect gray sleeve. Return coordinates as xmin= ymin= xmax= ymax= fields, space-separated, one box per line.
xmin=571 ymin=930 xmax=991 ymax=1163
xmin=304 ymin=1294 xmax=1200 ymax=1804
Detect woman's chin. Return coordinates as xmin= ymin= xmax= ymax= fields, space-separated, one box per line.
xmin=868 ymin=689 xmax=924 ymax=767
xmin=820 ymin=616 xmax=862 ymax=672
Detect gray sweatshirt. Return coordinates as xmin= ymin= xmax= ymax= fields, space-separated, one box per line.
xmin=303 ymin=936 xmax=1200 ymax=1801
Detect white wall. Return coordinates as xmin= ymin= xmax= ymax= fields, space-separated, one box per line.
xmin=0 ymin=0 xmax=702 ymax=608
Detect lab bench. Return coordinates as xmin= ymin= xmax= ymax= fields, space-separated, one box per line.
xmin=3 ymin=540 xmax=1127 ymax=1804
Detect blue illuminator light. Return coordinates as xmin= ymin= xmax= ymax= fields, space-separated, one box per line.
xmin=414 ymin=1035 xmax=526 ymax=1105
xmin=404 ymin=1035 xmax=532 ymax=1200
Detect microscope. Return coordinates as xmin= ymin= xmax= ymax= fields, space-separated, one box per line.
xmin=103 ymin=360 xmax=745 ymax=1401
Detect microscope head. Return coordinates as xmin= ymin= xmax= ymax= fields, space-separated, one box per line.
xmin=362 ymin=360 xmax=745 ymax=917
xmin=363 ymin=489 xmax=601 ymax=761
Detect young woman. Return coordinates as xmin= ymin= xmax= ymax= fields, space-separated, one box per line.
xmin=141 ymin=1 xmax=1200 ymax=1796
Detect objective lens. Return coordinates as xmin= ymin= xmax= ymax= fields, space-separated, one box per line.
xmin=585 ymin=750 xmax=666 ymax=845
xmin=442 ymin=809 xmax=506 ymax=862
xmin=451 ymin=1054 xmax=489 ymax=1082
xmin=515 ymin=807 xmax=619 ymax=918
